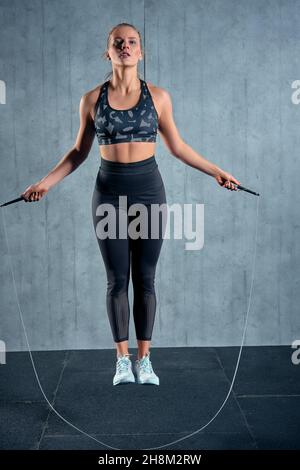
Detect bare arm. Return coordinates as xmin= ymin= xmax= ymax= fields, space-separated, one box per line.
xmin=174 ymin=141 xmax=222 ymax=177
xmin=158 ymin=89 xmax=241 ymax=190
xmin=21 ymin=93 xmax=95 ymax=201
xmin=40 ymin=93 xmax=95 ymax=189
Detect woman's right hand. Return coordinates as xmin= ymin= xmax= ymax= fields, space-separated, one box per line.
xmin=20 ymin=181 xmax=49 ymax=202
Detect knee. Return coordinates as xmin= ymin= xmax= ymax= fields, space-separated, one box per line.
xmin=133 ymin=271 xmax=156 ymax=295
xmin=107 ymin=273 xmax=129 ymax=296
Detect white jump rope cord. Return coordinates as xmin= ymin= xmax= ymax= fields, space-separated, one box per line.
xmin=1 ymin=194 xmax=260 ymax=451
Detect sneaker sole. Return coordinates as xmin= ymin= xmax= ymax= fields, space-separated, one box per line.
xmin=113 ymin=373 xmax=135 ymax=386
xmin=135 ymin=373 xmax=160 ymax=386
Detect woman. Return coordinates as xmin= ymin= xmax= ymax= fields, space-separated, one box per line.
xmin=21 ymin=22 xmax=241 ymax=387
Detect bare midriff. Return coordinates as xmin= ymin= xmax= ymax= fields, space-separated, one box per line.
xmin=99 ymin=142 xmax=157 ymax=163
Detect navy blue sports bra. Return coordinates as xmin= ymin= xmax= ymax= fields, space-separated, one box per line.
xmin=93 ymin=79 xmax=159 ymax=145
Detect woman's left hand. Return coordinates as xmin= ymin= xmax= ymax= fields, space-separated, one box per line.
xmin=214 ymin=171 xmax=241 ymax=191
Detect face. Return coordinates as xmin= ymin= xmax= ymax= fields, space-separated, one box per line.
xmin=107 ymin=27 xmax=142 ymax=64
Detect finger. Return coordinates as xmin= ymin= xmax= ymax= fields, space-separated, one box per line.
xmin=229 ymin=181 xmax=237 ymax=190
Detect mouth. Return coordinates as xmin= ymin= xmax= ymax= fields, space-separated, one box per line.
xmin=119 ymin=52 xmax=130 ymax=58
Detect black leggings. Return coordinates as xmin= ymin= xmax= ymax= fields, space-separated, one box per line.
xmin=91 ymin=155 xmax=167 ymax=343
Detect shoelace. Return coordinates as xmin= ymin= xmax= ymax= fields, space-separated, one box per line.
xmin=138 ymin=356 xmax=153 ymax=374
xmin=116 ymin=355 xmax=132 ymax=373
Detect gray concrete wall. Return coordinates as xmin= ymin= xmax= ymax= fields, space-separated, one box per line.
xmin=0 ymin=0 xmax=299 ymax=351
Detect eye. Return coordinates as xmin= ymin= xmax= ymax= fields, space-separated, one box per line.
xmin=113 ymin=39 xmax=137 ymax=46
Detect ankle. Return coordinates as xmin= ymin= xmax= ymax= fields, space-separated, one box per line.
xmin=117 ymin=353 xmax=132 ymax=359
xmin=137 ymin=352 xmax=150 ymax=360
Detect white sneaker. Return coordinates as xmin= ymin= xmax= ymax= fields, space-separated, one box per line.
xmin=134 ymin=352 xmax=159 ymax=385
xmin=113 ymin=354 xmax=135 ymax=386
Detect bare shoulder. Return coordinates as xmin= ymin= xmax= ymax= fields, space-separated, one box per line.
xmin=146 ymin=82 xmax=168 ymax=101
xmin=146 ymin=82 xmax=170 ymax=118
xmin=81 ymin=83 xmax=105 ymax=121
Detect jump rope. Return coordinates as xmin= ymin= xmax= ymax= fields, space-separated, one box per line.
xmin=1 ymin=183 xmax=260 ymax=450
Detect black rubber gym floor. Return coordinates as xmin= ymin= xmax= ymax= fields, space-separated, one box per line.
xmin=0 ymin=346 xmax=299 ymax=450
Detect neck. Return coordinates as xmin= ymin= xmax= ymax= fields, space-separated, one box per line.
xmin=109 ymin=71 xmax=141 ymax=93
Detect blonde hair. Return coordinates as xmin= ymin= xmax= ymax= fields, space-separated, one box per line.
xmin=102 ymin=22 xmax=144 ymax=81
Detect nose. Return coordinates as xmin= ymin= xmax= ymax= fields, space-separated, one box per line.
xmin=120 ymin=41 xmax=130 ymax=52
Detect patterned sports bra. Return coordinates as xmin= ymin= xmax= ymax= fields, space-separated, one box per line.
xmin=93 ymin=79 xmax=159 ymax=145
